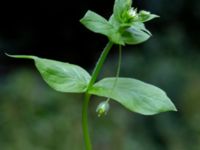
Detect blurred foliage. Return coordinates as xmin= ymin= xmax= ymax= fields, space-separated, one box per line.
xmin=0 ymin=69 xmax=83 ymax=150
xmin=1 ymin=47 xmax=200 ymax=150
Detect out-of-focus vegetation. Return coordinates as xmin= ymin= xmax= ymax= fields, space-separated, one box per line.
xmin=1 ymin=0 xmax=200 ymax=149
xmin=1 ymin=51 xmax=200 ymax=150
xmin=0 ymin=70 xmax=83 ymax=150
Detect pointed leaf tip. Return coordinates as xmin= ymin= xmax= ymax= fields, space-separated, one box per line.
xmin=5 ymin=54 xmax=38 ymax=60
xmin=6 ymin=54 xmax=91 ymax=93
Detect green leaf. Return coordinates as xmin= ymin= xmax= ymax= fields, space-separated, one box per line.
xmin=7 ymin=54 xmax=91 ymax=93
xmin=113 ymin=0 xmax=132 ymax=23
xmin=107 ymin=15 xmax=125 ymax=45
xmin=109 ymin=30 xmax=125 ymax=45
xmin=88 ymin=77 xmax=177 ymax=115
xmin=80 ymin=10 xmax=114 ymax=37
xmin=122 ymin=29 xmax=148 ymax=45
xmin=122 ymin=23 xmax=151 ymax=44
xmin=109 ymin=15 xmax=151 ymax=45
xmin=138 ymin=10 xmax=159 ymax=22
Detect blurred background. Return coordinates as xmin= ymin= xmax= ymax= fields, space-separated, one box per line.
xmin=0 ymin=0 xmax=200 ymax=149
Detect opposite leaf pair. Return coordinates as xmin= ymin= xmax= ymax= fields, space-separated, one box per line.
xmin=6 ymin=1 xmax=177 ymax=150
xmin=7 ymin=55 xmax=177 ymax=115
xmin=80 ymin=0 xmax=158 ymax=45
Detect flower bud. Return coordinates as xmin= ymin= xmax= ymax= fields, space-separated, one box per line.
xmin=96 ymin=101 xmax=110 ymax=117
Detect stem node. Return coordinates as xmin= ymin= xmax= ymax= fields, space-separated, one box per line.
xmin=82 ymin=41 xmax=114 ymax=150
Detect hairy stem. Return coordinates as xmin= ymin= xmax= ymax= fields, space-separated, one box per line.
xmin=82 ymin=41 xmax=114 ymax=150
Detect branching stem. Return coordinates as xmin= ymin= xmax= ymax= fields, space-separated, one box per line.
xmin=82 ymin=41 xmax=114 ymax=150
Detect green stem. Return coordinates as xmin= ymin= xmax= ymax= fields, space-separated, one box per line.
xmin=82 ymin=41 xmax=114 ymax=150
xmin=116 ymin=45 xmax=122 ymax=79
xmin=87 ymin=41 xmax=114 ymax=89
xmin=82 ymin=93 xmax=92 ymax=150
xmin=106 ymin=45 xmax=122 ymax=103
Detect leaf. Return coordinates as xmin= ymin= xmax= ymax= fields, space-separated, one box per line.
xmin=138 ymin=11 xmax=159 ymax=22
xmin=109 ymin=15 xmax=120 ymax=28
xmin=88 ymin=77 xmax=177 ymax=115
xmin=80 ymin=10 xmax=114 ymax=37
xmin=109 ymin=30 xmax=125 ymax=45
xmin=113 ymin=0 xmax=132 ymax=22
xmin=122 ymin=23 xmax=151 ymax=44
xmin=109 ymin=15 xmax=151 ymax=45
xmin=7 ymin=54 xmax=91 ymax=93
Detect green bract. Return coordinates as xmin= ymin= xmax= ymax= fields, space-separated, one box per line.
xmin=80 ymin=0 xmax=158 ymax=45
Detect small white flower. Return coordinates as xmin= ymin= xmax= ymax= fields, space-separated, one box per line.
xmin=128 ymin=8 xmax=137 ymax=17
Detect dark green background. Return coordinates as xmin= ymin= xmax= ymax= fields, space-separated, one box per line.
xmin=0 ymin=0 xmax=200 ymax=149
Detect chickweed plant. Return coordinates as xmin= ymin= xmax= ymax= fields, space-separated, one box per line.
xmin=7 ymin=0 xmax=177 ymax=149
